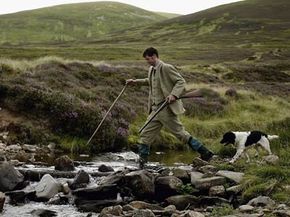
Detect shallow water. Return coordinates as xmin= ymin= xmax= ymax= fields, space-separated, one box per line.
xmin=2 ymin=150 xmax=196 ymax=217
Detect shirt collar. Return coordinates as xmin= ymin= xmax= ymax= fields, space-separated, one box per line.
xmin=153 ymin=60 xmax=162 ymax=70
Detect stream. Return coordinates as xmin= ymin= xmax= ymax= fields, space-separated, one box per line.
xmin=2 ymin=150 xmax=197 ymax=217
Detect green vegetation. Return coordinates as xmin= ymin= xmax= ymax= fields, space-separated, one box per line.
xmin=0 ymin=2 xmax=169 ymax=44
xmin=0 ymin=0 xmax=289 ymax=206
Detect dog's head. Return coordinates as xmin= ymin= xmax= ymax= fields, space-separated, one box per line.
xmin=220 ymin=131 xmax=236 ymax=145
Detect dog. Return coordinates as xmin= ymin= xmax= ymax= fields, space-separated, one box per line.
xmin=220 ymin=131 xmax=279 ymax=163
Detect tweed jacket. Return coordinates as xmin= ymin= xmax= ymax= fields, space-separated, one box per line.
xmin=136 ymin=60 xmax=186 ymax=115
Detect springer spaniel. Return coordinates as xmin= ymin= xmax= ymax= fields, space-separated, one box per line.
xmin=220 ymin=131 xmax=279 ymax=163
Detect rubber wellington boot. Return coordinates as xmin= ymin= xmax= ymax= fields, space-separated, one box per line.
xmin=188 ymin=137 xmax=214 ymax=161
xmin=138 ymin=143 xmax=150 ymax=169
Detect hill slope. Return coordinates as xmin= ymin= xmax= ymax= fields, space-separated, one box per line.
xmin=0 ymin=1 xmax=169 ymax=44
xmin=107 ymin=0 xmax=290 ymax=46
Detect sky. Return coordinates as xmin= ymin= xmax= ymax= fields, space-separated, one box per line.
xmin=0 ymin=0 xmax=243 ymax=15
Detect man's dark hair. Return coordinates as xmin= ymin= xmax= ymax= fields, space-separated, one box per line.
xmin=143 ymin=47 xmax=159 ymax=58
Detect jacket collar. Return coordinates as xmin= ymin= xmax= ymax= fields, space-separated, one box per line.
xmin=153 ymin=59 xmax=163 ymax=70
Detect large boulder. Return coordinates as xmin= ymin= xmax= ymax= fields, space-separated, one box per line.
xmin=72 ymin=184 xmax=118 ymax=201
xmin=70 ymin=170 xmax=90 ymax=190
xmin=35 ymin=174 xmax=60 ymax=199
xmin=98 ymin=164 xmax=114 ymax=172
xmin=194 ymin=176 xmax=226 ymax=190
xmin=155 ymin=176 xmax=183 ymax=200
xmin=132 ymin=209 xmax=155 ymax=217
xmin=99 ymin=205 xmax=123 ymax=217
xmin=165 ymin=195 xmax=199 ymax=210
xmin=247 ymin=196 xmax=275 ymax=207
xmin=124 ymin=170 xmax=155 ymax=199
xmin=216 ymin=170 xmax=244 ymax=184
xmin=54 ymin=155 xmax=75 ymax=171
xmin=0 ymin=162 xmax=24 ymax=192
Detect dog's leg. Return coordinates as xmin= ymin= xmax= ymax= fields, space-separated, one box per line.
xmin=230 ymin=139 xmax=247 ymax=164
xmin=245 ymin=152 xmax=251 ymax=163
xmin=254 ymin=145 xmax=260 ymax=158
xmin=259 ymin=137 xmax=272 ymax=155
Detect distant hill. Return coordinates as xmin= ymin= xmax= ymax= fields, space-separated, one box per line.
xmin=0 ymin=1 xmax=169 ymax=44
xmin=156 ymin=12 xmax=181 ymax=19
xmin=106 ymin=0 xmax=290 ymax=46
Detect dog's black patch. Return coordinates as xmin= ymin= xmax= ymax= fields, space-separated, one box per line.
xmin=220 ymin=131 xmax=236 ymax=145
xmin=245 ymin=131 xmax=268 ymax=147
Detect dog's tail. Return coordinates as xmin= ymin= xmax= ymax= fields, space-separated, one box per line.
xmin=267 ymin=135 xmax=279 ymax=140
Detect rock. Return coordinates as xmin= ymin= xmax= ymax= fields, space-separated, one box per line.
xmin=171 ymin=168 xmax=190 ymax=183
xmin=132 ymin=209 xmax=155 ymax=217
xmin=216 ymin=170 xmax=244 ymax=184
xmin=273 ymin=210 xmax=290 ymax=217
xmin=194 ymin=176 xmax=226 ymax=190
xmin=247 ymin=196 xmax=275 ymax=207
xmin=5 ymin=190 xmax=36 ymax=204
xmin=70 ymin=170 xmax=90 ymax=190
xmin=209 ymin=185 xmax=226 ymax=197
xmin=123 ymin=204 xmax=136 ymax=211
xmin=73 ymin=184 xmax=118 ymax=200
xmin=226 ymin=185 xmax=243 ymax=194
xmin=54 ymin=155 xmax=75 ymax=171
xmin=190 ymin=171 xmax=204 ymax=185
xmin=124 ymin=170 xmax=155 ymax=199
xmin=0 ymin=162 xmax=24 ymax=192
xmin=14 ymin=150 xmax=30 ymax=162
xmin=225 ymin=88 xmax=238 ymax=98
xmin=31 ymin=209 xmax=57 ymax=217
xmin=200 ymin=165 xmax=218 ymax=174
xmin=191 ymin=157 xmax=208 ymax=168
xmin=35 ymin=174 xmax=60 ymax=199
xmin=6 ymin=144 xmax=22 ymax=152
xmin=61 ymin=183 xmax=70 ymax=194
xmin=99 ymin=205 xmax=123 ymax=217
xmin=75 ymin=199 xmax=121 ymax=213
xmin=165 ymin=195 xmax=199 ymax=210
xmin=181 ymin=210 xmax=205 ymax=217
xmin=163 ymin=205 xmax=177 ymax=215
xmin=155 ymin=176 xmax=183 ymax=199
xmin=0 ymin=192 xmax=5 ymax=212
xmin=239 ymin=205 xmax=254 ymax=212
xmin=196 ymin=196 xmax=230 ymax=208
xmin=22 ymin=144 xmax=37 ymax=152
xmin=98 ymin=164 xmax=114 ymax=172
xmin=48 ymin=143 xmax=56 ymax=151
xmin=129 ymin=201 xmax=163 ymax=210
xmin=263 ymin=155 xmax=279 ymax=165
xmin=47 ymin=193 xmax=69 ymax=205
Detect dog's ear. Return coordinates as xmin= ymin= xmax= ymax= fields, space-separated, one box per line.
xmin=220 ymin=132 xmax=235 ymax=144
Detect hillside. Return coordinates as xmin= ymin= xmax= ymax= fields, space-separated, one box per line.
xmin=106 ymin=0 xmax=290 ymax=46
xmin=0 ymin=1 xmax=169 ymax=44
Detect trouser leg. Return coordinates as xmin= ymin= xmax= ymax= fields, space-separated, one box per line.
xmin=160 ymin=107 xmax=213 ymax=161
xmin=138 ymin=114 xmax=163 ymax=168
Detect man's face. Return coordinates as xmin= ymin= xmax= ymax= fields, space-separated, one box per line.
xmin=144 ymin=54 xmax=157 ymax=66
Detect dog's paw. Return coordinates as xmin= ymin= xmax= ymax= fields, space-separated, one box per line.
xmin=229 ymin=160 xmax=235 ymax=164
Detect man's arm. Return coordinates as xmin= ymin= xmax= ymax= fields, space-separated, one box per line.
xmin=126 ymin=78 xmax=149 ymax=85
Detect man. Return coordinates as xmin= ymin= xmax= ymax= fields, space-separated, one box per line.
xmin=126 ymin=47 xmax=213 ymax=168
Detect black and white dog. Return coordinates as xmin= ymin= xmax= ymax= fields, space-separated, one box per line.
xmin=220 ymin=131 xmax=279 ymax=163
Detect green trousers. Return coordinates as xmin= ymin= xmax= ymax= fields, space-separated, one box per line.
xmin=139 ymin=105 xmax=191 ymax=146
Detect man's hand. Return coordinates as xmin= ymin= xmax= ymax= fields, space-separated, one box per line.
xmin=166 ymin=94 xmax=177 ymax=103
xmin=126 ymin=79 xmax=136 ymax=85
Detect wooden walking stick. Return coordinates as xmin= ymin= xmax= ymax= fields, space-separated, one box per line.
xmin=138 ymin=89 xmax=203 ymax=134
xmin=86 ymin=83 xmax=128 ymax=146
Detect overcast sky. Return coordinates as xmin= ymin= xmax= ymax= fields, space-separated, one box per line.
xmin=0 ymin=0 xmax=243 ymax=15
